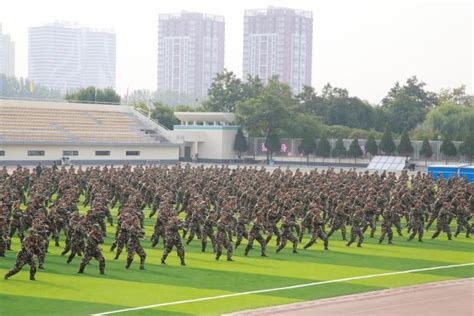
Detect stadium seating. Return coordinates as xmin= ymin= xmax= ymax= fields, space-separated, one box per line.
xmin=0 ymin=104 xmax=168 ymax=144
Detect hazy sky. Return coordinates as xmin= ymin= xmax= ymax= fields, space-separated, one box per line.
xmin=1 ymin=0 xmax=472 ymax=103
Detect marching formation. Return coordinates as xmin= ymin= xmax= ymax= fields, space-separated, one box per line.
xmin=0 ymin=164 xmax=472 ymax=281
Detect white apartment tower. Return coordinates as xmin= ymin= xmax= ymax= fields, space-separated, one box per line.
xmin=28 ymin=22 xmax=116 ymax=92
xmin=0 ymin=23 xmax=15 ymax=76
xmin=157 ymin=12 xmax=225 ymax=99
xmin=243 ymin=7 xmax=313 ymax=94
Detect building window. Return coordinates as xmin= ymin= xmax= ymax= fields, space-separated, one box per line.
xmin=95 ymin=151 xmax=110 ymax=156
xmin=28 ymin=150 xmax=45 ymax=156
xmin=126 ymin=151 xmax=140 ymax=156
xmin=0 ymin=151 xmax=4 ymax=156
xmin=63 ymin=150 xmax=79 ymax=156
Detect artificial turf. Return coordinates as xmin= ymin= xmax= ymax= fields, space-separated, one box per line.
xmin=1 ymin=203 xmax=473 ymax=316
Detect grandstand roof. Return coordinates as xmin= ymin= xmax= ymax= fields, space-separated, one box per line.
xmin=0 ymin=99 xmax=177 ymax=146
xmin=174 ymin=112 xmax=235 ymax=124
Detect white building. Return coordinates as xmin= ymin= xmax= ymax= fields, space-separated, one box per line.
xmin=243 ymin=7 xmax=313 ymax=94
xmin=0 ymin=99 xmax=179 ymax=165
xmin=157 ymin=12 xmax=225 ymax=100
xmin=28 ymin=22 xmax=116 ymax=92
xmin=173 ymin=112 xmax=238 ymax=162
xmin=0 ymin=23 xmax=15 ymax=76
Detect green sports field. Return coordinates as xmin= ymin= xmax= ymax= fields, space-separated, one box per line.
xmin=1 ymin=204 xmax=473 ymax=316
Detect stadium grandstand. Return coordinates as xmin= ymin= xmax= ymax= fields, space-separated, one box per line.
xmin=0 ymin=99 xmax=180 ymax=165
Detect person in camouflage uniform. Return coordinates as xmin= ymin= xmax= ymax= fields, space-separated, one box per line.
xmin=407 ymin=201 xmax=426 ymax=242
xmin=390 ymin=201 xmax=404 ymax=237
xmin=8 ymin=201 xmax=25 ymax=247
xmin=4 ymin=233 xmax=39 ymax=280
xmin=431 ymin=202 xmax=455 ymax=240
xmin=161 ymin=214 xmax=186 ymax=266
xmin=125 ymin=219 xmax=146 ymax=270
xmin=454 ymin=200 xmax=472 ymax=238
xmin=426 ymin=193 xmax=445 ymax=230
xmin=78 ymin=224 xmax=105 ymax=275
xmin=362 ymin=201 xmax=378 ymax=238
xmin=303 ymin=208 xmax=329 ymax=251
xmin=265 ymin=204 xmax=282 ymax=245
xmin=150 ymin=205 xmax=171 ymax=248
xmin=201 ymin=211 xmax=217 ymax=253
xmin=215 ymin=213 xmax=233 ymax=261
xmin=379 ymin=207 xmax=394 ymax=244
xmin=65 ymin=217 xmax=86 ymax=264
xmin=276 ymin=215 xmax=299 ymax=253
xmin=0 ymin=216 xmax=9 ymax=257
xmin=244 ymin=213 xmax=267 ymax=257
xmin=327 ymin=202 xmax=349 ymax=241
xmin=346 ymin=207 xmax=364 ymax=247
xmin=234 ymin=208 xmax=249 ymax=249
xmin=185 ymin=204 xmax=204 ymax=245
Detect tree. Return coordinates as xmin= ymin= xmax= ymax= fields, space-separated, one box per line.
xmin=0 ymin=74 xmax=61 ymax=99
xmin=397 ymin=130 xmax=414 ymax=156
xmin=236 ymin=77 xmax=297 ymax=163
xmin=332 ymin=138 xmax=347 ymax=163
xmin=265 ymin=132 xmax=281 ymax=162
xmin=421 ymin=102 xmax=474 ymax=140
xmin=203 ymin=70 xmax=243 ymax=112
xmin=299 ymin=135 xmax=316 ymax=162
xmin=150 ymin=102 xmax=179 ymax=129
xmin=419 ymin=138 xmax=433 ymax=166
xmin=381 ymin=76 xmax=437 ymax=133
xmin=379 ymin=124 xmax=396 ymax=155
xmin=437 ymin=85 xmax=473 ymax=107
xmin=365 ymin=134 xmax=378 ymax=157
xmin=233 ymin=127 xmax=248 ymax=159
xmin=348 ymin=139 xmax=363 ymax=163
xmin=440 ymin=137 xmax=457 ymax=163
xmin=459 ymin=133 xmax=474 ymax=163
xmin=66 ymin=86 xmax=121 ymax=103
xmin=316 ymin=136 xmax=331 ymax=162
xmin=241 ymin=75 xmax=264 ymax=100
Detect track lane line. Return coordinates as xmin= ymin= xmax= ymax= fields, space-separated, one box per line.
xmin=92 ymin=262 xmax=474 ymax=315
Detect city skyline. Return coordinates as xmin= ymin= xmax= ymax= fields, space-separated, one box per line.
xmin=0 ymin=23 xmax=15 ymax=77
xmin=157 ymin=11 xmax=225 ymax=100
xmin=0 ymin=0 xmax=472 ymax=103
xmin=243 ymin=7 xmax=313 ymax=94
xmin=28 ymin=22 xmax=116 ymax=92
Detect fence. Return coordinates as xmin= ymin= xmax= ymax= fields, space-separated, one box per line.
xmin=246 ymin=137 xmax=467 ymax=163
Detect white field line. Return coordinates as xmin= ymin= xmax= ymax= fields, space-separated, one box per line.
xmin=92 ymin=262 xmax=474 ymax=315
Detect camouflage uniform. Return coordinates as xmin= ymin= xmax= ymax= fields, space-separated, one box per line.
xmin=407 ymin=203 xmax=426 ymax=242
xmin=4 ymin=235 xmax=38 ymax=280
xmin=431 ymin=205 xmax=454 ymax=240
xmin=379 ymin=209 xmax=394 ymax=244
xmin=234 ymin=211 xmax=249 ymax=248
xmin=244 ymin=217 xmax=267 ymax=257
xmin=276 ymin=216 xmax=298 ymax=253
xmin=215 ymin=216 xmax=233 ymax=261
xmin=454 ymin=204 xmax=472 ymax=238
xmin=347 ymin=210 xmax=364 ymax=247
xmin=78 ymin=226 xmax=105 ymax=275
xmin=327 ymin=205 xmax=349 ymax=240
xmin=125 ymin=225 xmax=146 ymax=270
xmin=161 ymin=217 xmax=186 ymax=266
xmin=201 ymin=213 xmax=217 ymax=253
xmin=303 ymin=211 xmax=329 ymax=250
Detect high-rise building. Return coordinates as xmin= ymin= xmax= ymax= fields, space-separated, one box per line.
xmin=28 ymin=22 xmax=116 ymax=92
xmin=157 ymin=12 xmax=225 ymax=100
xmin=0 ymin=23 xmax=15 ymax=76
xmin=243 ymin=7 xmax=313 ymax=94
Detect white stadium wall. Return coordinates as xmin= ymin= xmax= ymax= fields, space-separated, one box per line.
xmin=0 ymin=144 xmax=179 ymax=165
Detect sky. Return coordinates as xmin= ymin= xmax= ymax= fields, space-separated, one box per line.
xmin=1 ymin=0 xmax=472 ymax=104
